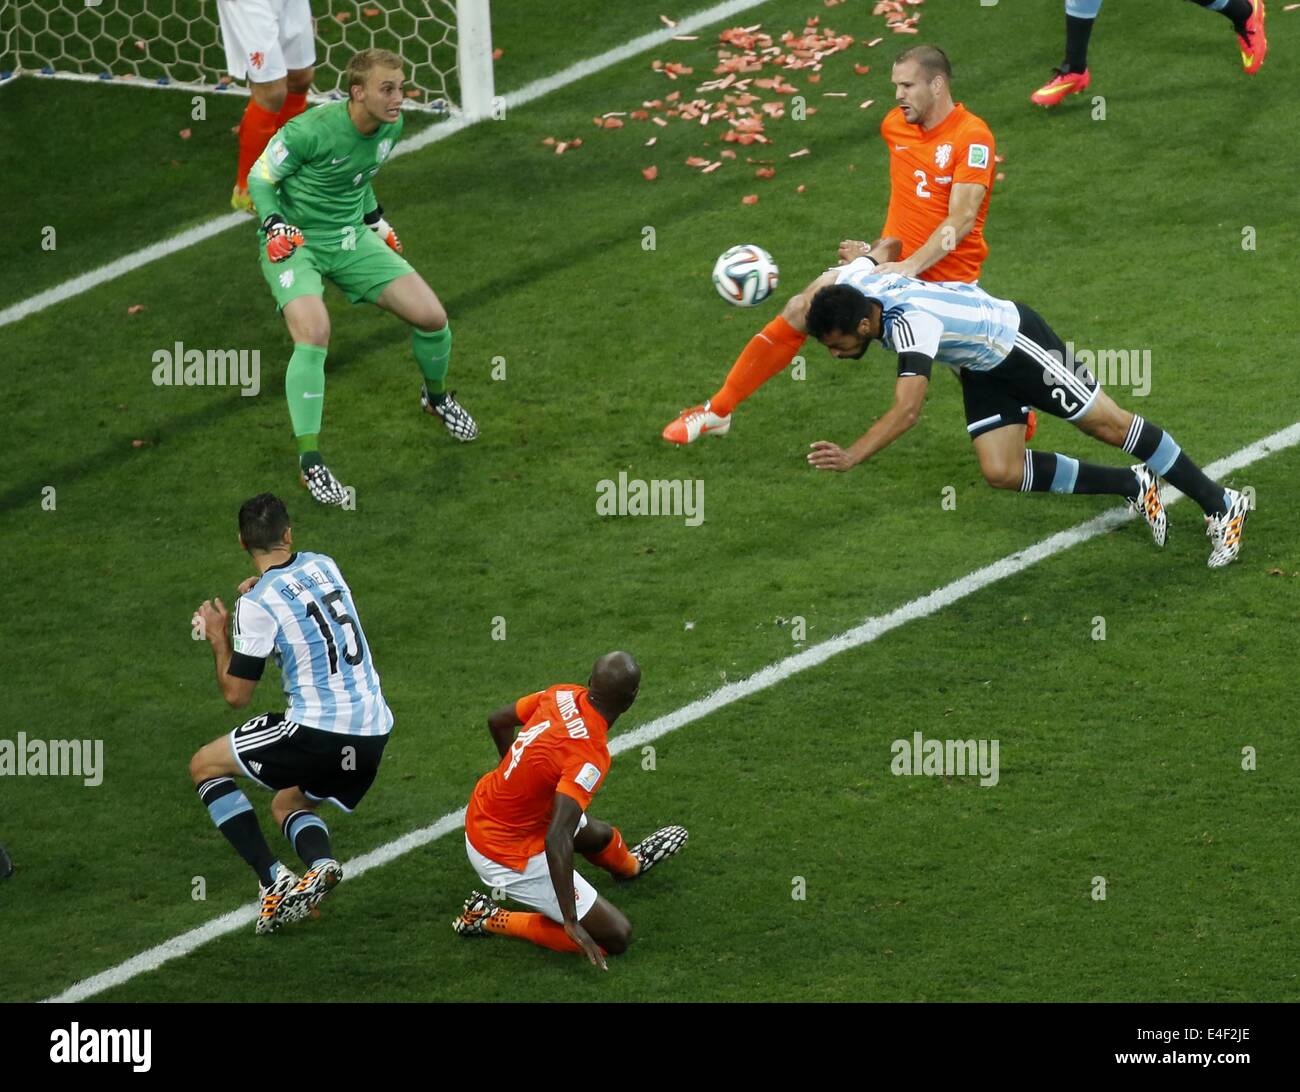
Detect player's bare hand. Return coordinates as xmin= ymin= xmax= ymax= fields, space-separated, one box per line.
xmin=236 ymin=576 xmax=259 ymax=596
xmin=837 ymin=239 xmax=870 ymax=265
xmin=192 ymin=598 xmax=230 ymax=642
xmin=807 ymin=440 xmax=859 ymax=473
xmin=565 ymin=921 xmax=608 ymax=970
xmin=869 ymin=260 xmax=912 ymax=278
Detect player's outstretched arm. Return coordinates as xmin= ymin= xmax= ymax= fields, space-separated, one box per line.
xmin=875 ymin=184 xmax=984 ymax=278
xmin=192 ymin=598 xmax=258 ymax=708
xmin=545 ymin=792 xmax=607 ymax=970
xmin=807 ymin=371 xmax=930 ymax=472
xmin=486 ymin=703 xmax=523 ymax=758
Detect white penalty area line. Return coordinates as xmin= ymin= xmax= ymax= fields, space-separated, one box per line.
xmin=0 ymin=0 xmax=771 ymax=330
xmin=44 ymin=419 xmax=1300 ymax=1003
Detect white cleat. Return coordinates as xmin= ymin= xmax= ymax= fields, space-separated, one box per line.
xmin=277 ymin=859 xmax=343 ymax=925
xmin=256 ymin=863 xmax=300 ymax=936
xmin=628 ymin=825 xmax=689 ymax=878
xmin=421 ymin=386 xmax=479 ymax=442
xmin=1206 ymin=488 xmax=1249 ymax=568
xmin=1128 ymin=464 xmax=1167 ymax=547
xmin=662 ymin=402 xmax=731 ymax=445
xmin=300 ymin=461 xmax=349 ymax=507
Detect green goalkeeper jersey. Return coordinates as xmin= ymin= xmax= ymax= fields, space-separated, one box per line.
xmin=248 ymin=102 xmax=404 ymax=235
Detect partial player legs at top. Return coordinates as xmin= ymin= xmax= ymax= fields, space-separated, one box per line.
xmin=1031 ymin=0 xmax=1266 ymax=107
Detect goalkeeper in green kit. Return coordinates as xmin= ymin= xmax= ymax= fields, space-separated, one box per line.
xmin=248 ymin=47 xmax=478 ymax=507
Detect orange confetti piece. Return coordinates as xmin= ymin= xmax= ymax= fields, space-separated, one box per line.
xmin=685 ymin=155 xmax=711 ymax=167
xmin=542 ymin=136 xmax=556 ymax=145
xmin=755 ymin=166 xmax=775 ymax=179
xmin=701 ymin=162 xmax=722 ymax=174
xmin=333 ymin=11 xmax=351 ymax=22
xmin=996 ymin=172 xmax=1006 ymax=181
xmin=643 ymin=165 xmax=659 ymax=180
xmin=652 ymin=116 xmax=669 ymax=127
xmin=571 ymin=138 xmax=583 ymax=147
xmin=720 ymin=149 xmax=737 ymax=159
xmin=867 ymin=37 xmax=883 ymax=46
xmin=796 ymin=184 xmax=807 ymax=193
xmin=742 ymin=194 xmax=759 ymax=205
xmin=491 ymin=47 xmax=504 ymax=60
xmin=405 ymin=89 xmax=420 ymax=97
xmin=853 ymin=64 xmax=871 ymax=75
xmin=806 ymin=74 xmax=821 ymax=84
xmin=602 ymin=117 xmax=624 ymax=129
xmin=630 ymin=110 xmax=650 ymax=120
xmin=554 ymin=142 xmax=569 ymax=154
xmin=994 ymin=154 xmax=1005 ymax=163
xmin=127 ymin=304 xmax=145 ymax=315
xmin=135 ymin=40 xmax=146 ymax=51
xmin=131 ymin=439 xmax=150 ymax=448
xmin=363 ymin=7 xmax=381 ymax=15
xmin=179 ymin=128 xmax=192 ymax=139
xmin=666 ymin=91 xmax=681 ymax=102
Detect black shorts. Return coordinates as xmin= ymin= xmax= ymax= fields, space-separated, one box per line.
xmin=960 ymin=302 xmax=1100 ymax=440
xmin=228 ymin=712 xmax=388 ymax=812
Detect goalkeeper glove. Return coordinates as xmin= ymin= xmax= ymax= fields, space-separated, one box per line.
xmin=364 ymin=205 xmax=404 ymax=254
xmin=262 ymin=214 xmax=305 ymax=263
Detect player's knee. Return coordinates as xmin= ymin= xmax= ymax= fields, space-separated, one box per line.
xmin=252 ymin=82 xmax=288 ymax=114
xmin=288 ymin=67 xmax=315 ymax=95
xmin=981 ymin=461 xmax=1021 ymax=490
xmin=416 ymin=303 xmax=447 ymax=333
xmin=605 ymin=920 xmax=633 ymax=956
xmin=188 ymin=750 xmax=212 ymax=785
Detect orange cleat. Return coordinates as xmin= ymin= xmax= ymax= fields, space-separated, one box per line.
xmin=662 ymin=402 xmax=731 ymax=445
xmin=1030 ymin=68 xmax=1091 ymax=107
xmin=1237 ymin=0 xmax=1266 ymax=75
xmin=1025 ymin=410 xmax=1038 ymax=443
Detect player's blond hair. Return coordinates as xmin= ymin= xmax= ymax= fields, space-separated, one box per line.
xmin=346 ymin=48 xmax=405 ymax=96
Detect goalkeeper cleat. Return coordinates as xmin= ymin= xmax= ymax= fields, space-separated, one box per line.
xmin=256 ymin=863 xmax=300 ymax=936
xmin=277 ymin=859 xmax=343 ymax=925
xmin=231 ymin=186 xmax=255 ymax=215
xmin=1030 ymin=67 xmax=1091 ymax=107
xmin=662 ymin=402 xmax=731 ymax=445
xmin=1128 ymin=465 xmax=1167 ymax=548
xmin=452 ymin=890 xmax=499 ymax=937
xmin=628 ymin=825 xmax=689 ymax=878
xmin=1206 ymin=488 xmax=1249 ymax=569
xmin=300 ymin=462 xmax=349 ymax=507
xmin=1237 ymin=0 xmax=1267 ymax=75
xmin=421 ymin=386 xmax=479 ymax=442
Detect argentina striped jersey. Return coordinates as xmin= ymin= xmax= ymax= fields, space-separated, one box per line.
xmin=232 ymin=551 xmax=392 ymax=737
xmin=833 ymin=258 xmax=1021 ymax=371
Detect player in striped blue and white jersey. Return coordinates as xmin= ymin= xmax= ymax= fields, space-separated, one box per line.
xmin=795 ymin=256 xmax=1249 ymax=568
xmin=189 ymin=493 xmax=394 ymax=934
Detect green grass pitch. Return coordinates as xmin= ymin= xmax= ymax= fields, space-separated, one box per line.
xmin=1 ymin=0 xmax=1297 ymax=1002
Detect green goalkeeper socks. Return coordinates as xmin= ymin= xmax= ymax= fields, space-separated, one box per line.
xmin=285 ymin=343 xmax=328 ymax=462
xmin=412 ymin=325 xmax=452 ymax=396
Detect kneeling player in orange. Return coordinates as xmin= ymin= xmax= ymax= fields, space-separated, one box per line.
xmin=453 ymin=652 xmax=688 ymax=969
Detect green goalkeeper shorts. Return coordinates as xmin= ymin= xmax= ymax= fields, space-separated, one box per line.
xmin=259 ymin=224 xmax=415 ymax=310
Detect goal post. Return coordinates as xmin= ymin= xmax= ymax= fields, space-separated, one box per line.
xmin=0 ymin=0 xmax=495 ymax=116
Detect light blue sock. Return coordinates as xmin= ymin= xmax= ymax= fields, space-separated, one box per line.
xmin=1066 ymin=0 xmax=1103 ymax=18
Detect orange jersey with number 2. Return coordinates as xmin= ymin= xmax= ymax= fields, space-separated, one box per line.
xmin=465 ymin=684 xmax=611 ymax=871
xmin=880 ymin=103 xmax=995 ymax=283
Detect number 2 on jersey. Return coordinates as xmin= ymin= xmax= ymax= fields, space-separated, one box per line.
xmin=914 ymin=169 xmax=931 ymax=199
xmin=304 ymin=590 xmax=364 ymax=673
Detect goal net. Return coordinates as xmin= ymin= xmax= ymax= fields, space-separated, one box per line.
xmin=0 ymin=0 xmax=495 ymax=116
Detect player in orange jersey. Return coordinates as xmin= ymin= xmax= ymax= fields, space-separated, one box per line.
xmin=663 ymin=45 xmax=1020 ymax=445
xmin=452 ymin=652 xmax=688 ymax=970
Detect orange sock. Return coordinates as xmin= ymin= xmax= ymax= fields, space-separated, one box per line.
xmin=275 ymin=91 xmax=308 ymax=128
xmin=235 ymin=99 xmax=282 ymax=190
xmin=708 ymin=314 xmax=808 ymax=417
xmin=584 ymin=826 xmax=638 ymax=879
xmin=485 ymin=909 xmax=584 ymax=953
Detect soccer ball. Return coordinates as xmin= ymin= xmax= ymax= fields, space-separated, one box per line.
xmin=712 ymin=244 xmax=779 ymax=307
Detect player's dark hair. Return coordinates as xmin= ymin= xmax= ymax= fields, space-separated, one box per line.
xmin=807 ymin=285 xmax=875 ymax=341
xmin=239 ymin=493 xmax=291 ymax=553
xmin=895 ymin=45 xmax=952 ymax=82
